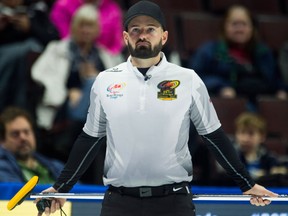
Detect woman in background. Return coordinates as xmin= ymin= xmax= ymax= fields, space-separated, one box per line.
xmin=49 ymin=0 xmax=124 ymax=55
xmin=188 ymin=5 xmax=287 ymax=110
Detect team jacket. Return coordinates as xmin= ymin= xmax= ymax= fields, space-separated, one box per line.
xmin=54 ymin=53 xmax=255 ymax=192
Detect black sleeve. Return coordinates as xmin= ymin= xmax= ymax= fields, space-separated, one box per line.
xmin=53 ymin=131 xmax=105 ymax=192
xmin=201 ymin=127 xmax=255 ymax=192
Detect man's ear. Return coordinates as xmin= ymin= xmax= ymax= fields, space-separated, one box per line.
xmin=162 ymin=31 xmax=168 ymax=46
xmin=123 ymin=31 xmax=129 ymax=45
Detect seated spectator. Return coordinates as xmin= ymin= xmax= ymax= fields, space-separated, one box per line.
xmin=32 ymin=4 xmax=122 ymax=131
xmin=234 ymin=112 xmax=281 ymax=180
xmin=188 ymin=5 xmax=287 ymax=110
xmin=213 ymin=112 xmax=287 ymax=187
xmin=49 ymin=0 xmax=124 ymax=55
xmin=0 ymin=107 xmax=64 ymax=183
xmin=0 ymin=0 xmax=59 ymax=113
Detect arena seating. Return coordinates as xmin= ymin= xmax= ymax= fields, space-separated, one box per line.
xmin=209 ymin=0 xmax=283 ymax=14
xmin=257 ymin=97 xmax=288 ymax=139
xmin=257 ymin=15 xmax=288 ymax=53
xmin=210 ymin=97 xmax=248 ymax=135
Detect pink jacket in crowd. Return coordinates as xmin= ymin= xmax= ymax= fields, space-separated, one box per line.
xmin=50 ymin=0 xmax=124 ymax=54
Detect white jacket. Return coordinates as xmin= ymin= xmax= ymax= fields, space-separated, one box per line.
xmin=84 ymin=53 xmax=221 ymax=187
xmin=31 ymin=39 xmax=123 ymax=129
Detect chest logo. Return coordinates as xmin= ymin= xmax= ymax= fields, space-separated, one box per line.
xmin=106 ymin=83 xmax=126 ymax=99
xmin=157 ymin=80 xmax=180 ymax=100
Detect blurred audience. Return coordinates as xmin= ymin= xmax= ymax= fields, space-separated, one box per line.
xmin=0 ymin=0 xmax=59 ymax=113
xmin=32 ymin=3 xmax=122 ymax=130
xmin=31 ymin=4 xmax=121 ymax=184
xmin=188 ymin=5 xmax=287 ymax=110
xmin=213 ymin=112 xmax=288 ymax=187
xmin=0 ymin=107 xmax=64 ymax=183
xmin=49 ymin=0 xmax=124 ymax=55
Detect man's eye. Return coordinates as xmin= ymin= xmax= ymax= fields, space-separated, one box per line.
xmin=147 ymin=28 xmax=155 ymax=33
xmin=11 ymin=132 xmax=20 ymax=138
xmin=131 ymin=28 xmax=140 ymax=33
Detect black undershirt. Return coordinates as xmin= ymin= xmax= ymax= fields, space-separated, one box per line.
xmin=138 ymin=67 xmax=149 ymax=76
xmin=138 ymin=58 xmax=162 ymax=77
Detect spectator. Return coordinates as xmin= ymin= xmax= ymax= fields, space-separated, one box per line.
xmin=213 ymin=112 xmax=287 ymax=187
xmin=32 ymin=4 xmax=122 ymax=131
xmin=0 ymin=0 xmax=59 ymax=112
xmin=188 ymin=5 xmax=287 ymax=110
xmin=49 ymin=0 xmax=124 ymax=55
xmin=0 ymin=106 xmax=64 ymax=183
xmin=234 ymin=112 xmax=281 ymax=180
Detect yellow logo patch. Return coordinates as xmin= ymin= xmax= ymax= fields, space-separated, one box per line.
xmin=157 ymin=80 xmax=180 ymax=100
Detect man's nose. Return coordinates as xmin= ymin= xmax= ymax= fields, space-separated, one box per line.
xmin=17 ymin=131 xmax=30 ymax=140
xmin=241 ymin=134 xmax=251 ymax=142
xmin=139 ymin=29 xmax=148 ymax=39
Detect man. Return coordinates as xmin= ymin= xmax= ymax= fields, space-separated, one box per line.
xmin=0 ymin=107 xmax=64 ymax=183
xmin=36 ymin=1 xmax=278 ymax=215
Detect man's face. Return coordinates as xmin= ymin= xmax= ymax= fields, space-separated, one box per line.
xmin=2 ymin=116 xmax=36 ymax=160
xmin=123 ymin=15 xmax=168 ymax=59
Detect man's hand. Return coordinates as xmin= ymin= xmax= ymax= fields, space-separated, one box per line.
xmin=243 ymin=184 xmax=278 ymax=206
xmin=34 ymin=187 xmax=66 ymax=216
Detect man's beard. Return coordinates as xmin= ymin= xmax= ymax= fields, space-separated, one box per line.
xmin=15 ymin=143 xmax=34 ymax=161
xmin=15 ymin=152 xmax=30 ymax=161
xmin=128 ymin=39 xmax=163 ymax=59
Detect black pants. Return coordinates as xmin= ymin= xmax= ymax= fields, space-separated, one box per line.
xmin=100 ymin=190 xmax=196 ymax=216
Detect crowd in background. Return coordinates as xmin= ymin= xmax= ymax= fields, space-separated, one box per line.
xmin=0 ymin=0 xmax=288 ymax=186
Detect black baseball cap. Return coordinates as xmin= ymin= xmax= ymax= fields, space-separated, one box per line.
xmin=124 ymin=1 xmax=166 ymax=31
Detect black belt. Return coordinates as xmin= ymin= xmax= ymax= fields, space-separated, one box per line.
xmin=108 ymin=182 xmax=190 ymax=198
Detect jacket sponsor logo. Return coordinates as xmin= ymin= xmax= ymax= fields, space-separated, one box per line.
xmin=106 ymin=67 xmax=122 ymax=72
xmin=106 ymin=83 xmax=126 ymax=99
xmin=157 ymin=80 xmax=180 ymax=100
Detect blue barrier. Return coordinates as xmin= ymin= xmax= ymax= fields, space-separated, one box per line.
xmin=1 ymin=183 xmax=287 ymax=216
